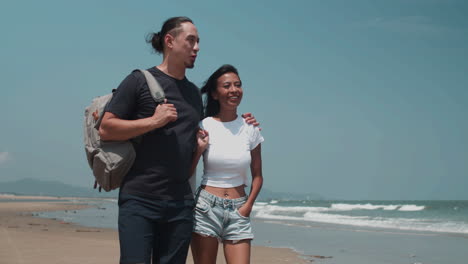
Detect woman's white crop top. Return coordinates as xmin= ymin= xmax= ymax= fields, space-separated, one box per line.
xmin=200 ymin=116 xmax=264 ymax=188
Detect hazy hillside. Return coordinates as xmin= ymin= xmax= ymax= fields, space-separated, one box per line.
xmin=0 ymin=178 xmax=117 ymax=198
xmin=0 ymin=178 xmax=323 ymax=200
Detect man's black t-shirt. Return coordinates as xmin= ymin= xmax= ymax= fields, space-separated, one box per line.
xmin=105 ymin=67 xmax=202 ymax=200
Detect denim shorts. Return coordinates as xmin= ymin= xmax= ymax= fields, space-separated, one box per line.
xmin=193 ymin=188 xmax=254 ymax=242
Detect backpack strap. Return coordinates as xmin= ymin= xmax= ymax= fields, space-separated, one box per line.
xmin=134 ymin=69 xmax=165 ymax=104
xmin=129 ymin=69 xmax=166 ymax=145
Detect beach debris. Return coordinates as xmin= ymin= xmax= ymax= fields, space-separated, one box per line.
xmin=76 ymin=229 xmax=101 ymax=232
xmin=28 ymin=223 xmax=42 ymax=226
xmin=7 ymin=225 xmax=19 ymax=228
xmin=309 ymin=255 xmax=332 ymax=259
xmin=303 ymin=254 xmax=333 ymax=261
xmin=41 ymin=229 xmax=48 ymax=231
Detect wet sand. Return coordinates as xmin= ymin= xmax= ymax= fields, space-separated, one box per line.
xmin=0 ymin=196 xmax=305 ymax=264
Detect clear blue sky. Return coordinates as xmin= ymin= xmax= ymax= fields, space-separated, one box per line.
xmin=1 ymin=0 xmax=467 ymax=200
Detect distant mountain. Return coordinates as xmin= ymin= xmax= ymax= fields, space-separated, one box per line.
xmin=0 ymin=178 xmax=117 ymax=198
xmin=0 ymin=178 xmax=323 ymax=200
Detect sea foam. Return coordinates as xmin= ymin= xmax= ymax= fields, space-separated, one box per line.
xmin=252 ymin=202 xmax=467 ymax=235
xmin=330 ymin=203 xmax=425 ymax=211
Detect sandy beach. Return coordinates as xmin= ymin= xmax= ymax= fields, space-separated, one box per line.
xmin=0 ymin=196 xmax=306 ymax=264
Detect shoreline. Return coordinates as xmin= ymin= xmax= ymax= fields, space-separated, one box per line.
xmin=0 ymin=197 xmax=307 ymax=264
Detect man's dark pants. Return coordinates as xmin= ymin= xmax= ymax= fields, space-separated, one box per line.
xmin=118 ymin=194 xmax=194 ymax=264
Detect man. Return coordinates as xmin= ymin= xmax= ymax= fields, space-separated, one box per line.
xmin=99 ymin=17 xmax=258 ymax=264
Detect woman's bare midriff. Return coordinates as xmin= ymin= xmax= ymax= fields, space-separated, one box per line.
xmin=201 ymin=185 xmax=246 ymax=199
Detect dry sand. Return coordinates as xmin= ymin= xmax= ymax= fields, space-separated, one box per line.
xmin=0 ymin=197 xmax=306 ymax=264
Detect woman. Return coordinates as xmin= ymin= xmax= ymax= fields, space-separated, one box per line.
xmin=190 ymin=64 xmax=264 ymax=264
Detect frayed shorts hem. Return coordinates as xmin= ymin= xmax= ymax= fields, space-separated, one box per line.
xmin=223 ymin=235 xmax=254 ymax=243
xmin=193 ymin=230 xmax=221 ymax=241
xmin=193 ymin=230 xmax=254 ymax=243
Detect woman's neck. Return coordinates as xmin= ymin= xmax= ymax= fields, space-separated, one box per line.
xmin=214 ymin=109 xmax=238 ymax=122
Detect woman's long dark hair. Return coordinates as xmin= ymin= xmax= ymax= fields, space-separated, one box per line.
xmin=201 ymin=64 xmax=240 ymax=117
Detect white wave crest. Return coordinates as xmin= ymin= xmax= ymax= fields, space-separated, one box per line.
xmin=252 ymin=204 xmax=329 ymax=213
xmin=331 ymin=203 xmax=396 ymax=211
xmin=330 ymin=203 xmax=425 ymax=211
xmin=398 ymin=205 xmax=425 ymax=211
xmin=252 ymin=205 xmax=466 ymax=235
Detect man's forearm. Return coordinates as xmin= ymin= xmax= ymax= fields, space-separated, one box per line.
xmin=99 ymin=116 xmax=162 ymax=141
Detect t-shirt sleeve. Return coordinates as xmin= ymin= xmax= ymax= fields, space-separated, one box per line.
xmin=249 ymin=126 xmax=264 ymax=150
xmin=104 ymin=73 xmax=140 ymax=120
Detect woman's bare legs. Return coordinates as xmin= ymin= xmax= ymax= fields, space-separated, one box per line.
xmin=223 ymin=239 xmax=251 ymax=264
xmin=191 ymin=233 xmax=219 ymax=264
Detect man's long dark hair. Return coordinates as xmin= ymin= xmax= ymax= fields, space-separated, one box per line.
xmin=201 ymin=64 xmax=240 ymax=117
xmin=146 ymin=16 xmax=193 ymax=54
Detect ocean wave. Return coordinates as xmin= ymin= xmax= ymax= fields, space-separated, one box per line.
xmin=253 ymin=202 xmax=426 ymax=213
xmin=252 ymin=205 xmax=467 ymax=235
xmin=253 ymin=204 xmax=329 ymax=213
xmin=398 ymin=205 xmax=425 ymax=211
xmin=330 ymin=203 xmax=425 ymax=211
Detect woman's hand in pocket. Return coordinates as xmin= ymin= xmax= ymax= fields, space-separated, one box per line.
xmin=238 ymin=204 xmax=253 ymax=218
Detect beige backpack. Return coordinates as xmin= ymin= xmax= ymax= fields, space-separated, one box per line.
xmin=83 ymin=69 xmax=164 ymax=191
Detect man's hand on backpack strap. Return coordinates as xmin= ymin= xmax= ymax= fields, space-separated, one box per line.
xmin=151 ymin=99 xmax=178 ymax=129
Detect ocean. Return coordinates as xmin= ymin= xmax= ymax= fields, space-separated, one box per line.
xmin=34 ymin=198 xmax=468 ymax=263
xmin=253 ymin=199 xmax=468 ymax=235
xmin=35 ymin=199 xmax=468 ymax=235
